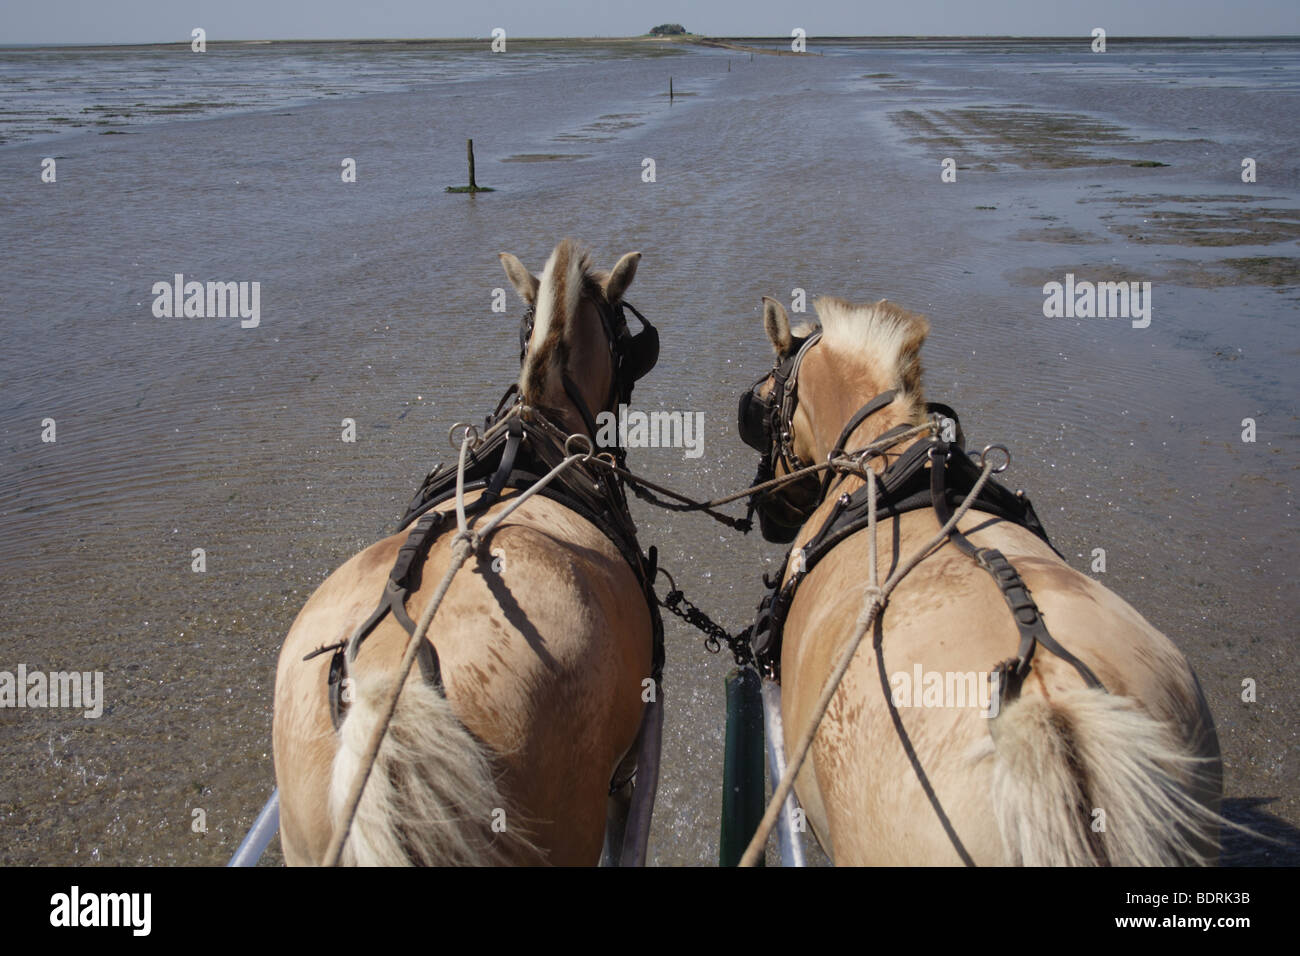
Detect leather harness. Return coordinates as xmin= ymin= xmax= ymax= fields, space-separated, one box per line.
xmin=744 ymin=366 xmax=1106 ymax=702
xmin=309 ymin=298 xmax=665 ymax=731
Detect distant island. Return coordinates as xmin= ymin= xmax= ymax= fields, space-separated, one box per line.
xmin=648 ymin=24 xmax=687 ymax=37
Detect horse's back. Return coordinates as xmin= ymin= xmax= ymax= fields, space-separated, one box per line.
xmin=781 ymin=507 xmax=1220 ymax=865
xmin=273 ymin=490 xmax=653 ymax=865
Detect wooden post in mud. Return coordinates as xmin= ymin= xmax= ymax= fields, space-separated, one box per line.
xmin=669 ymin=76 xmax=674 ymax=102
xmin=446 ymin=138 xmax=494 ymax=193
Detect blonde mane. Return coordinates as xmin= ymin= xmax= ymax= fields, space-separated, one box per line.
xmin=520 ymin=239 xmax=600 ymax=402
xmin=812 ymin=296 xmax=930 ymax=420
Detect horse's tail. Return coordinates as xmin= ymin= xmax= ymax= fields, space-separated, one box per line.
xmin=328 ymin=669 xmax=537 ymax=866
xmin=981 ymin=686 xmax=1223 ymax=866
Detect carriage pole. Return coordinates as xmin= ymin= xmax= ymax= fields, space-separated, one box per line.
xmin=719 ymin=667 xmax=765 ymax=866
xmin=761 ymin=679 xmax=807 ymax=866
xmin=227 ymin=788 xmax=280 ymax=867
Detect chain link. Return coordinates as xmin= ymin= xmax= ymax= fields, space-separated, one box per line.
xmin=657 ymin=569 xmax=753 ymax=667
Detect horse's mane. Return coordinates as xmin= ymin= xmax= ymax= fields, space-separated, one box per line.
xmin=520 ymin=239 xmax=606 ymax=403
xmin=812 ymin=296 xmax=930 ymax=420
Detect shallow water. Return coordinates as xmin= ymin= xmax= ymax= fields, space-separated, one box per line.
xmin=0 ymin=38 xmax=1296 ymax=865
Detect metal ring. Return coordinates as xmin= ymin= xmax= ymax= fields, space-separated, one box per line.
xmin=564 ymin=433 xmax=594 ymax=460
xmin=934 ymin=414 xmax=957 ymax=442
xmin=595 ymin=451 xmax=618 ymax=469
xmin=850 ymin=446 xmax=881 ymax=467
xmin=448 ymin=422 xmax=480 ymax=450
xmin=978 ymin=443 xmax=1011 ymax=474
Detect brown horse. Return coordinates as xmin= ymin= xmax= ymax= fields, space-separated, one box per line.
xmin=742 ymin=295 xmax=1224 ymax=865
xmin=272 ymin=241 xmax=659 ymax=865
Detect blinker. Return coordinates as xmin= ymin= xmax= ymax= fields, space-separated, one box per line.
xmin=518 ymin=300 xmax=659 ymax=388
xmin=618 ymin=303 xmax=659 ymax=384
xmin=737 ymin=377 xmax=774 ymax=452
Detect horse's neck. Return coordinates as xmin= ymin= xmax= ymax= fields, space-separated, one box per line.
xmin=814 ymin=391 xmax=921 ymax=466
xmin=537 ymin=399 xmax=601 ymax=443
xmin=811 ymin=393 xmax=926 ymax=503
xmin=549 ymin=301 xmax=613 ymax=439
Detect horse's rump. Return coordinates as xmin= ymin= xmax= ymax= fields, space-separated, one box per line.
xmin=276 ymin=492 xmax=653 ymax=865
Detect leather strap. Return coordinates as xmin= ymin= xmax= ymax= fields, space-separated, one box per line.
xmin=324 ymin=404 xmax=663 ymax=730
xmin=929 ymin=442 xmax=1105 ymax=699
xmin=324 ymin=418 xmax=530 ymax=729
xmin=828 ymin=389 xmax=898 ymax=460
xmin=481 ymin=416 xmax=524 ymax=509
xmin=750 ymin=418 xmax=1082 ymax=683
xmin=562 ymin=372 xmax=603 ymax=446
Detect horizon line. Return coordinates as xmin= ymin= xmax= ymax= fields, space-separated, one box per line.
xmin=4 ymin=33 xmax=1300 ymax=51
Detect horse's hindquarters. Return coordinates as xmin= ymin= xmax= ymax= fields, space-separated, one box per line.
xmin=780 ymin=511 xmax=1224 ymax=866
xmin=273 ymin=494 xmax=654 ymax=865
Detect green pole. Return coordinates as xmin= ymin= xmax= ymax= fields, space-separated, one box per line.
xmin=720 ymin=667 xmax=765 ymax=866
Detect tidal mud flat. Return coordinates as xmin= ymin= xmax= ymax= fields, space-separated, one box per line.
xmin=0 ymin=38 xmax=1295 ymax=865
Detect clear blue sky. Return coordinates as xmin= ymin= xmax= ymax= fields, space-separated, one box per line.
xmin=2 ymin=0 xmax=1297 ymax=45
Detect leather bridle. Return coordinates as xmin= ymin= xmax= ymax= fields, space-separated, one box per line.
xmin=738 ymin=330 xmax=901 ymax=543
xmin=518 ymin=291 xmax=659 ymax=449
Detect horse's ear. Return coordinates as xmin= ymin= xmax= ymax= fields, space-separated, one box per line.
xmin=762 ymin=296 xmax=793 ymax=354
xmin=604 ymin=251 xmax=641 ymax=304
xmin=499 ymin=252 xmax=540 ymax=306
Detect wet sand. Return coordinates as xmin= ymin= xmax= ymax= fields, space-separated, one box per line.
xmin=0 ymin=39 xmax=1296 ymax=865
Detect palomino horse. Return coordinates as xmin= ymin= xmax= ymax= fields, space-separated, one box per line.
xmin=739 ymin=295 xmax=1224 ymax=865
xmin=273 ymin=240 xmax=661 ymax=865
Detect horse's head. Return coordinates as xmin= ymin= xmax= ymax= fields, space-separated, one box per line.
xmin=500 ymin=240 xmax=658 ymax=441
xmin=738 ymin=295 xmax=930 ymax=542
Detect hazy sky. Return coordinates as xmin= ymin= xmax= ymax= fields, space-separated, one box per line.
xmin=2 ymin=0 xmax=1297 ymax=45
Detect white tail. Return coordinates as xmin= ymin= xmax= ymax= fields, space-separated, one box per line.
xmin=328 ymin=671 xmax=539 ymax=866
xmin=979 ymin=688 xmax=1223 ymax=866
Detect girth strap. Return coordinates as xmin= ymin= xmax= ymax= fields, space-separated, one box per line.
xmin=928 ymin=442 xmax=1105 ymax=699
